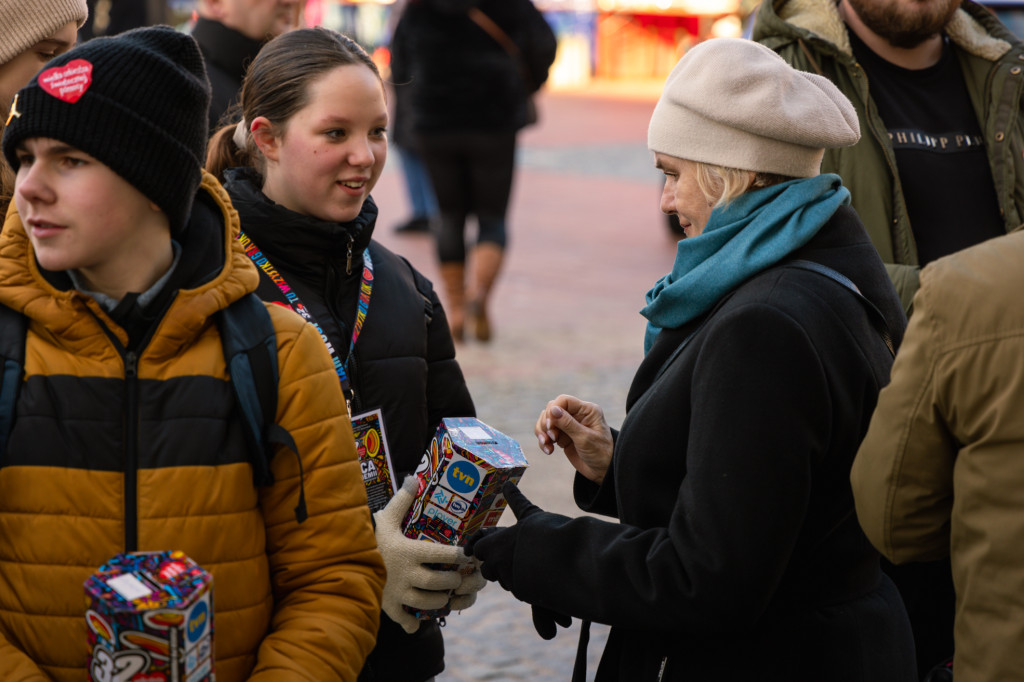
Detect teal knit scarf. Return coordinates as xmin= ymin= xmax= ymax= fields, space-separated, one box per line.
xmin=641 ymin=173 xmax=850 ymax=354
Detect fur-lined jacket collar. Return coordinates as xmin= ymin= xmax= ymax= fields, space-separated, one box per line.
xmin=772 ymin=0 xmax=1014 ymax=62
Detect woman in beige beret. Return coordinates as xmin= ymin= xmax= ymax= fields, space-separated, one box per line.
xmin=0 ymin=0 xmax=88 ymax=216
xmin=467 ymin=38 xmax=917 ymax=681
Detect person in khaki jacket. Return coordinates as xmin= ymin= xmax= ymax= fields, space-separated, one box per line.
xmin=852 ymin=227 xmax=1024 ymax=682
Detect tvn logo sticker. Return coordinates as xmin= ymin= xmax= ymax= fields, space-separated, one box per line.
xmin=445 ymin=456 xmax=481 ymax=496
xmin=187 ymin=599 xmax=209 ymax=644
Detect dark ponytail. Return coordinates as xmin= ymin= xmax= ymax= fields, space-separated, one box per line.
xmin=206 ymin=123 xmax=259 ymax=184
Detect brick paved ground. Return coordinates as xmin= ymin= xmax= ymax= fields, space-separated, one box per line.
xmin=373 ymin=82 xmax=677 ymax=681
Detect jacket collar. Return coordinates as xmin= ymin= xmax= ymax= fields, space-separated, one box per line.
xmin=222 ymin=166 xmax=378 ymax=275
xmin=769 ymin=0 xmax=1014 ymax=61
xmin=192 ymin=17 xmax=265 ymax=80
xmin=0 ymin=171 xmax=257 ymax=356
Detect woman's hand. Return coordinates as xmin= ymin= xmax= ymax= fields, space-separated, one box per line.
xmin=535 ymin=395 xmax=613 ymax=484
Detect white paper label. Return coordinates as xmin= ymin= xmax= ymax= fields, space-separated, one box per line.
xmin=107 ymin=573 xmax=152 ymax=601
xmin=457 ymin=426 xmax=491 ymax=441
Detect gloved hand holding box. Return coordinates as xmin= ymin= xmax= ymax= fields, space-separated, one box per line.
xmin=401 ymin=417 xmax=528 ymax=618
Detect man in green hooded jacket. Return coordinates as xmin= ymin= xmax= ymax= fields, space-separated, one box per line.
xmin=754 ymin=0 xmax=1024 ymax=314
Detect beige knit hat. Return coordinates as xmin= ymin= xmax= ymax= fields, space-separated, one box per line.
xmin=0 ymin=0 xmax=88 ymax=66
xmin=648 ymin=38 xmax=860 ymax=178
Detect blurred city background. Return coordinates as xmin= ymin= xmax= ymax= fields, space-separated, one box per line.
xmin=86 ymin=0 xmax=1024 ymax=86
xmin=89 ymin=0 xmax=774 ymax=88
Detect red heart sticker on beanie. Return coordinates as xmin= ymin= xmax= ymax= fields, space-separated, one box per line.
xmin=38 ymin=59 xmax=93 ymax=103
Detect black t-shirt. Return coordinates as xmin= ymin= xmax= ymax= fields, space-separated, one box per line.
xmin=850 ymin=30 xmax=1005 ymax=265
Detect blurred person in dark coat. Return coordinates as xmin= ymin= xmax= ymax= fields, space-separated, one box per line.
xmin=191 ymin=0 xmax=301 ymax=129
xmin=388 ymin=0 xmax=439 ymax=235
xmin=390 ymin=0 xmax=555 ymax=342
xmin=79 ymin=0 xmax=146 ymax=40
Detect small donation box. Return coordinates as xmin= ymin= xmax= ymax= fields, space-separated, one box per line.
xmin=85 ymin=550 xmax=214 ymax=682
xmin=402 ymin=417 xmax=528 ymax=618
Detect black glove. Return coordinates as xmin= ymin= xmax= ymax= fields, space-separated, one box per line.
xmin=465 ymin=482 xmax=575 ymax=640
xmin=531 ymin=604 xmax=572 ymax=640
xmin=464 ymin=481 xmax=540 ymax=592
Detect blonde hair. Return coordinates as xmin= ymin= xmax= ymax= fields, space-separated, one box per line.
xmin=693 ymin=163 xmax=795 ymax=208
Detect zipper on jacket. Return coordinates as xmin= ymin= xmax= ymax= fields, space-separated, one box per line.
xmin=657 ymin=656 xmax=668 ymax=681
xmin=346 ymin=235 xmax=354 ymax=275
xmin=324 ymin=255 xmax=361 ymax=413
xmin=123 ymin=351 xmax=140 ymax=552
xmin=851 ymin=61 xmax=914 ymax=262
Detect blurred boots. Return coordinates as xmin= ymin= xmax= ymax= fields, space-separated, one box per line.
xmin=440 ymin=263 xmax=466 ymax=342
xmin=468 ymin=243 xmax=504 ymax=342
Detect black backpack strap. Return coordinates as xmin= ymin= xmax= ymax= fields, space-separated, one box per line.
xmin=571 ymin=619 xmax=591 ymax=682
xmin=0 ymin=305 xmax=25 ymax=464
xmin=218 ymin=293 xmax=307 ymax=523
xmin=787 ymin=259 xmax=896 ymax=357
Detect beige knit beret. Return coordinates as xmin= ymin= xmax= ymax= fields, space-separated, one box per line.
xmin=0 ymin=0 xmax=88 ymax=66
xmin=648 ymin=38 xmax=860 ymax=178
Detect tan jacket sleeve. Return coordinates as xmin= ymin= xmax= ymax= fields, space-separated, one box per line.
xmin=250 ymin=313 xmax=386 ymax=681
xmin=851 ymin=271 xmax=956 ymax=563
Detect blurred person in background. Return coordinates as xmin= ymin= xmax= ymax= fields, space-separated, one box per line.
xmin=79 ymin=0 xmax=147 ymax=40
xmin=390 ymin=0 xmax=556 ymax=343
xmin=0 ymin=0 xmax=88 ymax=216
xmin=192 ymin=0 xmax=302 ymax=129
xmin=465 ymin=38 xmax=915 ymax=681
xmin=388 ymin=0 xmax=438 ymax=235
xmin=206 ymin=26 xmax=483 ymax=682
xmin=754 ymin=0 xmax=1024 ymax=674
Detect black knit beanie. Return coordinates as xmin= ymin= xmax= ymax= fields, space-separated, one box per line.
xmin=2 ymin=26 xmax=211 ymax=235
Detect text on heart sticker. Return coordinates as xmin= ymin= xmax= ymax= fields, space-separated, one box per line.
xmin=38 ymin=59 xmax=93 ymax=103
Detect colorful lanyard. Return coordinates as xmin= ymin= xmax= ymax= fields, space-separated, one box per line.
xmin=237 ymin=231 xmax=374 ymax=408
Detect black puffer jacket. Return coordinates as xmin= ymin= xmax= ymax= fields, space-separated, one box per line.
xmin=390 ymin=0 xmax=556 ymax=134
xmin=511 ymin=208 xmax=917 ymax=681
xmin=223 ymin=168 xmax=475 ymax=681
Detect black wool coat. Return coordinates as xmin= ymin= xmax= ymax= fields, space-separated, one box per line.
xmin=390 ymin=0 xmax=556 ymax=135
xmin=223 ymin=169 xmax=475 ymax=682
xmin=511 ymin=207 xmax=918 ymax=681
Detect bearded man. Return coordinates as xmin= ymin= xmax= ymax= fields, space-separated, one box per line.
xmin=755 ymin=0 xmax=1024 ymax=315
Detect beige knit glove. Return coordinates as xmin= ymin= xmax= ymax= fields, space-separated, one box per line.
xmin=448 ymin=557 xmax=488 ymax=611
xmin=373 ymin=476 xmax=466 ymax=633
